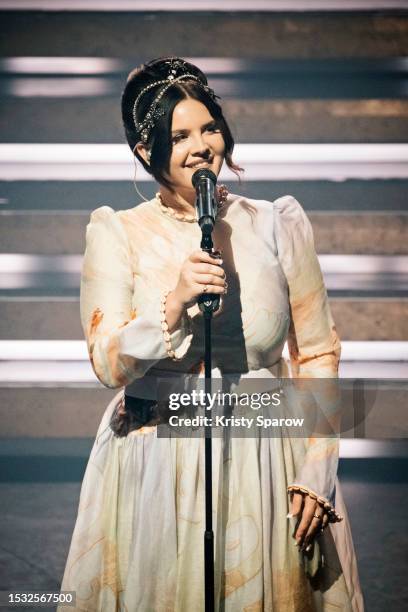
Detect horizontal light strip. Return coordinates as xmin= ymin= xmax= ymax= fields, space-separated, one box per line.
xmin=0 ymin=254 xmax=82 ymax=274
xmin=1 ymin=144 xmax=408 ymax=181
xmin=339 ymin=440 xmax=408 ymax=458
xmin=6 ymin=78 xmax=115 ymax=98
xmin=3 ymin=57 xmax=408 ymax=75
xmin=342 ymin=359 xmax=408 ymax=380
xmin=1 ymin=254 xmax=406 ymax=276
xmin=318 ymin=255 xmax=408 ymax=275
xmin=1 ymin=57 xmax=123 ymax=74
xmin=0 ymin=340 xmax=406 ymax=361
xmin=1 ymin=1 xmax=406 ymax=11
xmin=0 ymin=359 xmax=407 ymax=383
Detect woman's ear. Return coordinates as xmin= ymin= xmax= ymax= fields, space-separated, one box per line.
xmin=135 ymin=142 xmax=151 ymax=165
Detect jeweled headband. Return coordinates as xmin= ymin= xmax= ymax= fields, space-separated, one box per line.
xmin=133 ymin=58 xmax=217 ymax=144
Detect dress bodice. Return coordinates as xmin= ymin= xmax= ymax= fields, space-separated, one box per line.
xmin=80 ymin=192 xmax=340 ymax=391
xmin=118 ymin=194 xmax=290 ymax=375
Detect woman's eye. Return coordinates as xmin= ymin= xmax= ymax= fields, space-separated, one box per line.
xmin=172 ymin=134 xmax=185 ymax=144
xmin=206 ymin=124 xmax=219 ymax=133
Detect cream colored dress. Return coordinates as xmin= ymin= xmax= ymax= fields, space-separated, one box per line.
xmin=59 ymin=193 xmax=364 ymax=611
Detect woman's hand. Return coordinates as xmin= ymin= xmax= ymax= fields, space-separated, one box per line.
xmin=289 ymin=492 xmax=329 ymax=552
xmin=173 ymin=249 xmax=226 ymax=308
xmin=165 ymin=250 xmax=226 ymax=332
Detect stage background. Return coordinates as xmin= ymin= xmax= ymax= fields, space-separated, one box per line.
xmin=0 ymin=2 xmax=407 ymax=610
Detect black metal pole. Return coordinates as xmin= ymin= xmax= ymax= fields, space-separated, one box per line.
xmin=197 ymin=233 xmax=220 ymax=612
xmin=204 ymin=311 xmax=214 ymax=612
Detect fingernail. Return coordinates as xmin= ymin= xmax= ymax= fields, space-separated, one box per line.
xmin=218 ymin=259 xmax=223 ymax=264
xmin=286 ymin=512 xmax=294 ymax=518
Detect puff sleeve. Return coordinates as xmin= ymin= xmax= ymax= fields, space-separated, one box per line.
xmin=274 ymin=195 xmax=341 ymax=510
xmin=80 ymin=206 xmax=192 ymax=389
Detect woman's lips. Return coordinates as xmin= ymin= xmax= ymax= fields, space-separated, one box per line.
xmin=186 ymin=160 xmax=213 ymax=169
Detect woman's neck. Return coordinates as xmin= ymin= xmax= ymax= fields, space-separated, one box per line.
xmin=159 ymin=186 xmax=196 ymax=215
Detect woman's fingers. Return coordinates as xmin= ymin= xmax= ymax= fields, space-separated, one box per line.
xmin=174 ymin=249 xmax=227 ymax=305
xmin=196 ymin=283 xmax=226 ymax=295
xmin=289 ymin=492 xmax=330 ymax=552
xmin=293 ymin=496 xmax=317 ymax=548
xmin=189 ymin=250 xmax=223 ymax=265
xmin=302 ymin=507 xmax=325 ymax=551
xmin=289 ymin=492 xmax=304 ymax=519
xmin=195 ymin=262 xmax=225 ymax=277
xmin=194 ymin=273 xmax=226 ymax=288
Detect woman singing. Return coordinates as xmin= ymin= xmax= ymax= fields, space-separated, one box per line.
xmin=59 ymin=57 xmax=364 ymax=611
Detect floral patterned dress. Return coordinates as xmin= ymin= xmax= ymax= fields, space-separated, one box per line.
xmin=59 ymin=194 xmax=364 ymax=611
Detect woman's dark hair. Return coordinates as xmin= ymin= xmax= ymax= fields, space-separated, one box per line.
xmin=121 ymin=57 xmax=242 ymax=190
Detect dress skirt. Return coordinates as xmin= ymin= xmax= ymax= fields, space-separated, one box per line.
xmin=59 ymin=391 xmax=364 ymax=612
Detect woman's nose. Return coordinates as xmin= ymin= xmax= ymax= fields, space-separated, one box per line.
xmin=191 ymin=132 xmax=211 ymax=156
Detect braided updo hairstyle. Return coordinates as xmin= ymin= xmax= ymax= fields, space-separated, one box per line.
xmin=121 ymin=56 xmax=241 ymax=191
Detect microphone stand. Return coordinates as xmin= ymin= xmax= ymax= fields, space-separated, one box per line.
xmin=192 ymin=168 xmax=220 ymax=611
xmin=198 ymin=229 xmax=219 ymax=612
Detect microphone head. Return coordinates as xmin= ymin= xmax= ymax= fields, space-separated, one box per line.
xmin=191 ymin=167 xmax=217 ymax=188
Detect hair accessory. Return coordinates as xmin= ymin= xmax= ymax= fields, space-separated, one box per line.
xmin=133 ymin=60 xmax=218 ymax=144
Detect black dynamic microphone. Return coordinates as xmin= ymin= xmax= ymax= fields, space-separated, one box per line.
xmin=192 ymin=168 xmax=217 ymax=234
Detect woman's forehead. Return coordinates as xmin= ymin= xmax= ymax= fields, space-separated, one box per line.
xmin=171 ymin=98 xmax=213 ymax=130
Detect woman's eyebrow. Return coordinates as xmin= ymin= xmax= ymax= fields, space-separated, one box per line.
xmin=171 ymin=120 xmax=217 ymax=135
xmin=171 ymin=128 xmax=189 ymax=137
xmin=202 ymin=120 xmax=217 ymax=129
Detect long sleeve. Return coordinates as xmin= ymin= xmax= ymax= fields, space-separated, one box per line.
xmin=274 ymin=195 xmax=341 ymax=507
xmin=80 ymin=206 xmax=193 ymax=389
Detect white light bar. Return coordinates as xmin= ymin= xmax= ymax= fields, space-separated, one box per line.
xmin=318 ymin=255 xmax=408 ymax=275
xmin=3 ymin=57 xmax=408 ymax=76
xmin=2 ymin=359 xmax=406 ymax=382
xmin=1 ymin=57 xmax=122 ymax=74
xmin=1 ymin=254 xmax=405 ymax=276
xmin=8 ymin=78 xmax=114 ymax=98
xmin=0 ymin=340 xmax=88 ymax=360
xmin=339 ymin=341 xmax=408 ymax=361
xmin=0 ymin=340 xmax=406 ymax=361
xmin=339 ymin=362 xmax=408 ymax=378
xmin=0 ymin=1 xmax=407 ymax=11
xmin=0 ymin=254 xmax=82 ymax=274
xmin=339 ymin=440 xmax=408 ymax=458
xmin=282 ymin=341 xmax=408 ymax=362
xmin=1 ymin=143 xmax=408 ymax=181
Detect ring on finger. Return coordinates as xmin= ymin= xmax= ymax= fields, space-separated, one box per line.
xmin=203 ymin=285 xmax=208 ymax=293
xmin=313 ymin=513 xmax=323 ymax=520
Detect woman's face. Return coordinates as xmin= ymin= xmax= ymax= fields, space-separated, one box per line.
xmin=167 ymin=97 xmax=225 ymax=193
